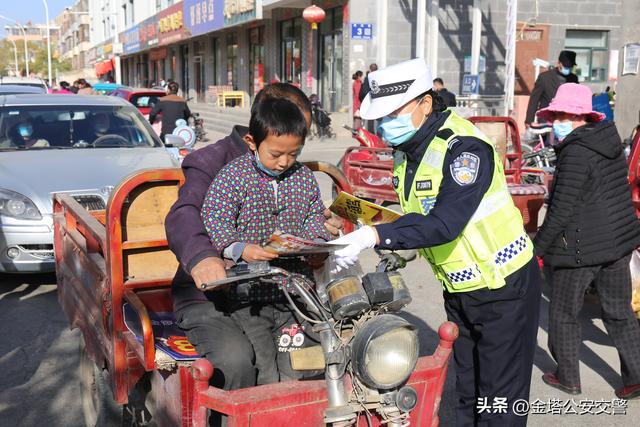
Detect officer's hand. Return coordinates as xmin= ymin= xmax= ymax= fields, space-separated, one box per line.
xmin=323 ymin=208 xmax=344 ymax=237
xmin=191 ymin=257 xmax=227 ymax=290
xmin=242 ymin=244 xmax=279 ymax=263
xmin=331 ymin=226 xmax=379 ymax=270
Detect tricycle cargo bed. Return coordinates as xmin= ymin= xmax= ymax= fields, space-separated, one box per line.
xmin=53 ymin=167 xmax=457 ymax=427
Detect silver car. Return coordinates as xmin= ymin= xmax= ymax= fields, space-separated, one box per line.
xmin=0 ymin=94 xmax=180 ymax=273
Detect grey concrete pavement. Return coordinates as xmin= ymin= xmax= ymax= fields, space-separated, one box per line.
xmin=1 ymin=135 xmax=639 ymax=426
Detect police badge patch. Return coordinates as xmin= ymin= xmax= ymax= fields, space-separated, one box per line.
xmin=450 ymin=152 xmax=480 ymax=186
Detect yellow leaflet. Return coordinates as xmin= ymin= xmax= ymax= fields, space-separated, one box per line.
xmin=329 ymin=192 xmax=401 ymax=226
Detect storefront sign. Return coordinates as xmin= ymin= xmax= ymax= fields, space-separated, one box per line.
xmin=351 ymin=23 xmax=373 ymax=40
xmin=159 ymin=2 xmax=188 ymax=46
xmin=184 ymin=0 xmax=224 ymax=36
xmin=150 ymin=47 xmax=168 ymax=61
xmin=124 ymin=26 xmax=141 ymax=54
xmin=139 ymin=16 xmax=159 ymax=50
xmin=223 ymin=0 xmax=262 ymax=27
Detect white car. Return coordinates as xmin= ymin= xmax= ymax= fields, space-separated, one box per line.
xmin=0 ymin=94 xmax=181 ymax=273
xmin=0 ymin=76 xmax=49 ymax=92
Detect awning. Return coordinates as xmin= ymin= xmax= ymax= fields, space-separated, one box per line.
xmin=95 ymin=59 xmax=114 ymax=76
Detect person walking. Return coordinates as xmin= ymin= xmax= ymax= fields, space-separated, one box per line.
xmin=352 ymin=70 xmax=364 ymax=129
xmin=149 ymin=81 xmax=191 ymax=142
xmin=433 ymin=77 xmax=457 ymax=107
xmin=525 ymin=50 xmax=579 ymax=127
xmin=331 ymin=58 xmax=542 ymax=426
xmin=359 ymin=63 xmax=379 ymax=134
xmin=533 ymin=83 xmax=640 ymax=400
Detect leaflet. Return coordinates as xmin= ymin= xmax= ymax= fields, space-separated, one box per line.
xmin=263 ymin=230 xmax=347 ymax=256
xmin=329 ymin=191 xmax=402 ymax=226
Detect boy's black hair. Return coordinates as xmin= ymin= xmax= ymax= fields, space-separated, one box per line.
xmin=252 ymin=83 xmax=312 ymax=118
xmin=249 ymin=98 xmax=308 ymax=146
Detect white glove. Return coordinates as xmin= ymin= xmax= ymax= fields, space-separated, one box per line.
xmin=330 ymin=226 xmax=378 ymax=270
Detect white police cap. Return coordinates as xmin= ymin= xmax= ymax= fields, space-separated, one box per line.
xmin=360 ymin=58 xmax=433 ymax=120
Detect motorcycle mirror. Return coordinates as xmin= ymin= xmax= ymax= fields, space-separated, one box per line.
xmin=164 ymin=134 xmax=186 ymax=147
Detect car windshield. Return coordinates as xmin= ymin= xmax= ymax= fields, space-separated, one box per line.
xmin=0 ymin=105 xmax=162 ymax=150
xmin=130 ymin=94 xmax=164 ymax=109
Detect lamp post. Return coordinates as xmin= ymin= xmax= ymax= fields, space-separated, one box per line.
xmin=8 ymin=38 xmax=19 ymax=76
xmin=43 ymin=0 xmax=52 ymax=87
xmin=0 ymin=15 xmax=29 ymax=76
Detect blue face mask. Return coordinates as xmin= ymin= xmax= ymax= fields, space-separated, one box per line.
xmin=18 ymin=124 xmax=33 ymax=138
xmin=377 ymin=100 xmax=424 ymax=146
xmin=553 ymin=120 xmax=574 ymax=141
xmin=560 ymin=67 xmax=571 ymax=76
xmin=255 ymin=151 xmax=285 ymax=178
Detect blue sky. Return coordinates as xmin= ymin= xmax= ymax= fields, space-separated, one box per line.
xmin=0 ymin=0 xmax=69 ymax=36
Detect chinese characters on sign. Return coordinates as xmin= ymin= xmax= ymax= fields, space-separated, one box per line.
xmin=158 ymin=2 xmax=187 ymax=45
xmin=184 ymin=0 xmax=224 ymax=36
xmin=223 ymin=0 xmax=261 ymax=26
xmin=351 ymin=23 xmax=373 ymax=40
xmin=476 ymin=397 xmax=628 ymax=416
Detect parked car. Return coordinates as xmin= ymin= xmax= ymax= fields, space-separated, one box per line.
xmin=0 ymin=76 xmax=48 ymax=92
xmin=109 ymin=87 xmax=166 ymax=116
xmin=0 ymin=84 xmax=47 ymax=95
xmin=92 ymin=83 xmax=131 ymax=95
xmin=0 ymin=94 xmax=181 ymax=273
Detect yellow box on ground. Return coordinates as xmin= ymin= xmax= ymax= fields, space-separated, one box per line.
xmin=330 ymin=192 xmax=401 ymax=226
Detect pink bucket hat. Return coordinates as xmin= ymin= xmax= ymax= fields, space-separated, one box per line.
xmin=536 ymin=83 xmax=606 ymax=123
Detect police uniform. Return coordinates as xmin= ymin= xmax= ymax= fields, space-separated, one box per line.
xmin=343 ymin=59 xmax=542 ymax=426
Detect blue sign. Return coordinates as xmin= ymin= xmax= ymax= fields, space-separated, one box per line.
xmin=351 ymin=23 xmax=373 ymax=40
xmin=462 ymin=74 xmax=480 ymax=95
xmin=184 ymin=0 xmax=224 ymax=37
xmin=123 ymin=26 xmax=140 ymax=55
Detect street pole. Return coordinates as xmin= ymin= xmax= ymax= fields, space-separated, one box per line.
xmin=416 ymin=0 xmax=426 ymax=59
xmin=43 ymin=0 xmax=53 ymax=88
xmin=0 ymin=16 xmax=29 ymax=76
xmin=427 ymin=0 xmax=439 ymax=78
xmin=8 ymin=38 xmax=19 ymax=75
xmin=504 ymin=0 xmax=517 ymax=116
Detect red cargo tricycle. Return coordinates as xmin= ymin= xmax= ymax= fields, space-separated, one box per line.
xmin=53 ymin=162 xmax=458 ymax=427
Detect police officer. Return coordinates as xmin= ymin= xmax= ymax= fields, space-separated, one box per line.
xmin=332 ymin=58 xmax=542 ymax=426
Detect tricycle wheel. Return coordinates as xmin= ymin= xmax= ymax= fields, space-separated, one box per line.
xmin=79 ymin=338 xmax=123 ymax=427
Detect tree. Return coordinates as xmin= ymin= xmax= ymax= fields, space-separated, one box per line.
xmin=0 ymin=38 xmax=71 ymax=78
xmin=0 ymin=39 xmax=21 ymax=76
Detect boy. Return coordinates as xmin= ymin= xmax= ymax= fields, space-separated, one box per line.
xmin=200 ymin=97 xmax=331 ymax=384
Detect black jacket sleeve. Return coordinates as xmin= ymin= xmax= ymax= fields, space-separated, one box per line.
xmin=359 ymin=76 xmax=370 ymax=103
xmin=183 ymin=102 xmax=191 ymax=120
xmin=149 ymin=100 xmax=162 ymax=125
xmin=525 ymin=73 xmax=545 ymax=124
xmin=533 ymin=145 xmax=589 ymax=256
xmin=375 ymin=137 xmax=494 ymax=250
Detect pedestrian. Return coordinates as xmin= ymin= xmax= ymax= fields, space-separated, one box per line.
xmin=433 ymin=77 xmax=457 ymax=107
xmin=71 ymin=80 xmax=80 ymax=94
xmin=55 ymin=81 xmax=75 ymax=95
xmin=198 ymin=96 xmax=332 ymax=387
xmin=331 ymin=58 xmax=542 ymax=426
xmin=165 ymin=83 xmax=342 ymax=393
xmin=359 ymin=63 xmax=379 ymax=134
xmin=525 ymin=50 xmax=579 ymax=127
xmin=77 ymin=78 xmax=95 ymax=95
xmin=533 ymin=83 xmax=640 ymax=400
xmin=352 ymin=70 xmax=364 ymax=129
xmin=149 ymin=81 xmax=191 ymax=142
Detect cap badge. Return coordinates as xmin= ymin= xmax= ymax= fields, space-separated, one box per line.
xmin=370 ymin=79 xmax=380 ymax=95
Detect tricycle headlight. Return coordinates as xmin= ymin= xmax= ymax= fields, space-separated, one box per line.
xmin=352 ymin=314 xmax=419 ymax=390
xmin=0 ymin=189 xmax=42 ymax=220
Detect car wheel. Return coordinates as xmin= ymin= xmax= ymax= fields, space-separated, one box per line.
xmin=79 ymin=338 xmax=123 ymax=427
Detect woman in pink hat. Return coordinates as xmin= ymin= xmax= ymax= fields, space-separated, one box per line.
xmin=534 ymin=83 xmax=640 ymax=400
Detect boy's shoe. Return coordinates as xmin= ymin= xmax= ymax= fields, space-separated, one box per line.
xmin=542 ymin=372 xmax=582 ymax=395
xmin=615 ymin=384 xmax=640 ymax=400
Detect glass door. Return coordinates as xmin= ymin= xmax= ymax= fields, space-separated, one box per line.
xmin=321 ymin=33 xmax=343 ymax=112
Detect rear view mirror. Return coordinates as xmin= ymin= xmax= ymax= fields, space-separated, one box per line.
xmin=164 ymin=134 xmax=186 ymax=147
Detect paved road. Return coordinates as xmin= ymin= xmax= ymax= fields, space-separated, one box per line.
xmin=1 ymin=134 xmax=639 ymax=426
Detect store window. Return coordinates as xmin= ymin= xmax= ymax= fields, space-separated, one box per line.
xmin=320 ymin=7 xmax=344 ymax=111
xmin=249 ymin=27 xmax=265 ymax=97
xmin=227 ymin=32 xmax=239 ymax=89
xmin=565 ymin=30 xmax=609 ymax=82
xmin=280 ymin=18 xmax=302 ymax=86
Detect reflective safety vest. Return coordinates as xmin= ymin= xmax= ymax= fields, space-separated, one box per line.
xmin=393 ymin=111 xmax=533 ymax=293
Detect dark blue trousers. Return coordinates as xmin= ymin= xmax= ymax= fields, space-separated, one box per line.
xmin=443 ymin=258 xmax=542 ymax=426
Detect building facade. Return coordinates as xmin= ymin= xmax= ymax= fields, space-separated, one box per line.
xmin=66 ymin=0 xmax=634 ymax=123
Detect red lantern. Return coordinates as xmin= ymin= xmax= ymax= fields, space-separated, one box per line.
xmin=303 ymin=5 xmax=326 ymax=30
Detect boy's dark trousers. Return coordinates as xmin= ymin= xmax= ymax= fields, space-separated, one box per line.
xmin=548 ymin=254 xmax=640 ymax=387
xmin=443 ymin=258 xmax=542 ymax=427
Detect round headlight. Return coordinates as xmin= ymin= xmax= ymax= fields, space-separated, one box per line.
xmin=351 ymin=314 xmax=419 ymax=389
